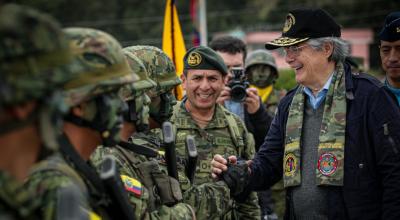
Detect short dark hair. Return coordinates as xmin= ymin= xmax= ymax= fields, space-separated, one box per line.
xmin=209 ymin=36 xmax=247 ymax=61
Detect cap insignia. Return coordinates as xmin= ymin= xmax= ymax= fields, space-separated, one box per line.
xmin=283 ymin=13 xmax=295 ymax=33
xmin=187 ymin=52 xmax=202 ymax=66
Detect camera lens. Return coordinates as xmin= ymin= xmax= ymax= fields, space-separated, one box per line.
xmin=230 ymin=84 xmax=247 ymax=102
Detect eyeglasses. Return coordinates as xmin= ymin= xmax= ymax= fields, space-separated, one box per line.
xmin=283 ymin=44 xmax=309 ymax=57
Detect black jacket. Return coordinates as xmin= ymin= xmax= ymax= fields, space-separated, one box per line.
xmin=248 ymin=63 xmax=400 ymax=220
xmin=244 ymin=103 xmax=273 ymax=151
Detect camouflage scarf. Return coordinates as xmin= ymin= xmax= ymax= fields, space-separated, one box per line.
xmin=283 ymin=63 xmax=346 ymax=188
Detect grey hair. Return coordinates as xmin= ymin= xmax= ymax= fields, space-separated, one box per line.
xmin=307 ymin=37 xmax=350 ymax=63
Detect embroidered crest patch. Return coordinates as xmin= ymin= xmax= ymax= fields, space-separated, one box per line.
xmin=317 ymin=153 xmax=338 ymax=176
xmin=187 ymin=52 xmax=202 ymax=66
xmin=284 ymin=153 xmax=297 ymax=177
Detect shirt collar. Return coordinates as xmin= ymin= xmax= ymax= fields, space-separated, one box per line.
xmin=303 ymin=72 xmax=334 ymax=96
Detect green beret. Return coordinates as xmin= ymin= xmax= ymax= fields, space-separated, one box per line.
xmin=183 ymin=46 xmax=228 ymax=76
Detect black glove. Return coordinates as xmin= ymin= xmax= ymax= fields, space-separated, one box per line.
xmin=221 ymin=160 xmax=250 ymax=199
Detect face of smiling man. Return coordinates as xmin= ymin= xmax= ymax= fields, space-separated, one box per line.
xmin=284 ymin=42 xmax=334 ymax=91
xmin=182 ymin=69 xmax=225 ymax=112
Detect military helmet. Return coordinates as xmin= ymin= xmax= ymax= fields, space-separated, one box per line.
xmin=119 ymin=50 xmax=156 ymax=101
xmin=245 ymin=49 xmax=278 ymax=75
xmin=123 ymin=45 xmax=181 ymax=96
xmin=62 ymin=27 xmax=137 ymax=106
xmin=0 ymin=4 xmax=72 ymax=107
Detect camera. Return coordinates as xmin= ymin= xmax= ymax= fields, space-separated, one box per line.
xmin=228 ymin=67 xmax=249 ymax=102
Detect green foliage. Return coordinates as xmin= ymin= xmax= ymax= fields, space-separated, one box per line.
xmin=275 ymin=69 xmax=297 ymax=91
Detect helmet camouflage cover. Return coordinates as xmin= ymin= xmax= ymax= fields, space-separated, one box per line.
xmin=0 ymin=4 xmax=72 ymax=107
xmin=123 ymin=45 xmax=181 ymax=97
xmin=245 ymin=49 xmax=278 ymax=74
xmin=119 ymin=50 xmax=156 ymax=101
xmin=62 ymin=27 xmax=137 ymax=106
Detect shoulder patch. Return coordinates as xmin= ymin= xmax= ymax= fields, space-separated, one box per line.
xmin=120 ymin=175 xmax=142 ymax=197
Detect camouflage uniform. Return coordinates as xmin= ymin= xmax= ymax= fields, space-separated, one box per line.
xmin=91 ymin=46 xmax=234 ymax=219
xmin=26 ymin=27 xmax=136 ymax=220
xmin=91 ymin=47 xmax=195 ymax=219
xmin=171 ymin=102 xmax=261 ymax=219
xmin=245 ymin=50 xmax=285 ymax=219
xmin=129 ymin=46 xmax=237 ymax=219
xmin=0 ymin=172 xmax=40 ymax=220
xmin=0 ymin=4 xmax=74 ymax=219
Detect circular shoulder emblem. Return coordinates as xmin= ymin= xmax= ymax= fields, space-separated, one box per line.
xmin=318 ymin=153 xmax=338 ymax=176
xmin=187 ymin=52 xmax=202 ymax=66
xmin=283 ymin=13 xmax=295 ymax=33
xmin=284 ymin=153 xmax=297 ymax=177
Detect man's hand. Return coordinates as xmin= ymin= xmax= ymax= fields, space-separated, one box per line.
xmin=244 ymin=88 xmax=261 ymax=114
xmin=216 ymin=86 xmax=231 ymax=105
xmin=211 ymin=154 xmax=237 ymax=179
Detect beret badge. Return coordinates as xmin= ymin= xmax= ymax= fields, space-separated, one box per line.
xmin=187 ymin=52 xmax=202 ymax=66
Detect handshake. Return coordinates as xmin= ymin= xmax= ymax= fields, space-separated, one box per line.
xmin=211 ymin=154 xmax=252 ymax=201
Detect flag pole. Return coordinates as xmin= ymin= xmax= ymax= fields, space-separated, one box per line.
xmin=170 ymin=0 xmax=176 ymax=65
xmin=199 ymin=0 xmax=207 ymax=46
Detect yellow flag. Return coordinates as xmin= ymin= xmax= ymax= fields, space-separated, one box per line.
xmin=162 ymin=0 xmax=186 ymax=100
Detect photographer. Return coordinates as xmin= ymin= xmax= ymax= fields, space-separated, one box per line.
xmin=210 ymin=36 xmax=273 ymax=151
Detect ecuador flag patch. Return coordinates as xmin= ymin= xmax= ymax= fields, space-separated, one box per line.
xmin=120 ymin=175 xmax=142 ymax=197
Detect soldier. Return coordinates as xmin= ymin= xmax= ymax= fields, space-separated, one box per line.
xmin=379 ymin=11 xmax=400 ymax=105
xmin=245 ymin=50 xmax=284 ymax=220
xmin=172 ymin=46 xmax=260 ymax=219
xmin=91 ymin=46 xmax=234 ymax=220
xmin=118 ymin=50 xmax=157 ymax=140
xmin=129 ymin=46 xmax=238 ymax=219
xmin=0 ymin=4 xmax=73 ymax=219
xmin=25 ymin=27 xmax=137 ymax=219
xmin=245 ymin=49 xmax=283 ymax=115
xmin=126 ymin=46 xmax=182 ymax=129
xmin=91 ymin=48 xmax=196 ymax=219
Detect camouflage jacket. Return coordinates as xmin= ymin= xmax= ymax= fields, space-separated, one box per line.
xmin=91 ymin=142 xmax=196 ymax=220
xmin=171 ymin=101 xmax=260 ymax=220
xmin=0 ymin=171 xmax=40 ymax=220
xmin=133 ymin=131 xmax=236 ymax=220
xmin=25 ymin=153 xmax=95 ymax=220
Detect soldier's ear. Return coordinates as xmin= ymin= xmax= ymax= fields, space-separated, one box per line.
xmin=181 ymin=74 xmax=187 ymax=90
xmin=10 ymin=101 xmax=37 ymax=121
xmin=71 ymin=104 xmax=84 ymax=117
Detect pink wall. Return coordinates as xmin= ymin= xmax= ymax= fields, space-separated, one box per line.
xmin=245 ymin=29 xmax=373 ymax=69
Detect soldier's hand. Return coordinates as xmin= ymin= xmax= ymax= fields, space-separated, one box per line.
xmin=211 ymin=154 xmax=237 ymax=179
xmin=244 ymin=88 xmax=261 ymax=114
xmin=216 ymin=86 xmax=231 ymax=105
xmin=221 ymin=160 xmax=250 ymax=199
